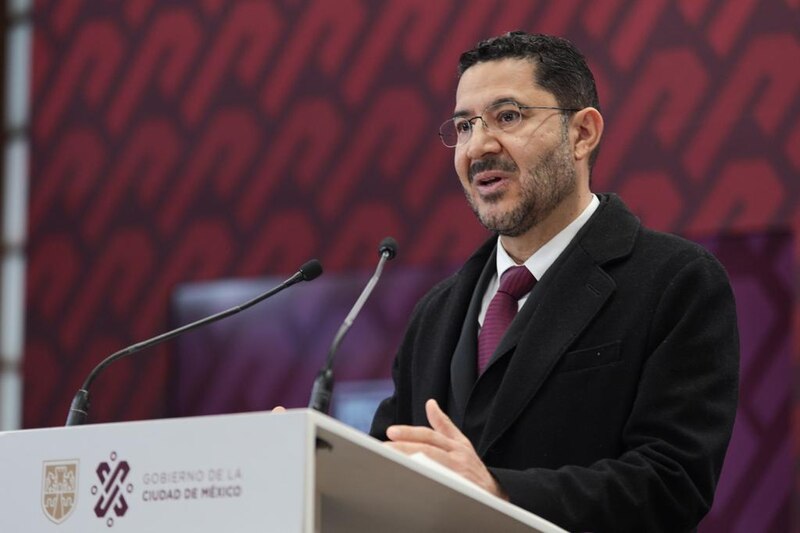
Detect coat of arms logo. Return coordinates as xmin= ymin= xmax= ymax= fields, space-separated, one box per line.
xmin=42 ymin=460 xmax=79 ymax=524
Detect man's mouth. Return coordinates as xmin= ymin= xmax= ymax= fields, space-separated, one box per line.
xmin=473 ymin=173 xmax=510 ymax=196
xmin=477 ymin=175 xmax=503 ymax=186
xmin=469 ymin=156 xmax=518 ymax=183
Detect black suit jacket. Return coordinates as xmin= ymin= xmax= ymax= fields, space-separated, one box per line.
xmin=371 ymin=194 xmax=739 ymax=532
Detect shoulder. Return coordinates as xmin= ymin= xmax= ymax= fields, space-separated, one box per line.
xmin=634 ymin=226 xmax=730 ymax=285
xmin=588 ymin=194 xmax=729 ymax=281
xmin=638 ymin=226 xmax=719 ymax=261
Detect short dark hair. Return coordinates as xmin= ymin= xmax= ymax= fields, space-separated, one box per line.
xmin=458 ymin=31 xmax=601 ymax=169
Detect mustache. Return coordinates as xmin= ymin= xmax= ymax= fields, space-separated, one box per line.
xmin=468 ymin=157 xmax=519 ymax=182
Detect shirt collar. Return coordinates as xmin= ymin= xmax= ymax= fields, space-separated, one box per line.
xmin=496 ymin=194 xmax=600 ymax=280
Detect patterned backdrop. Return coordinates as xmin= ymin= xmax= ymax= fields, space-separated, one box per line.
xmin=22 ymin=0 xmax=800 ymax=529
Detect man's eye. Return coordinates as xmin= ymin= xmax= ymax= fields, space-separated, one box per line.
xmin=496 ymin=110 xmax=520 ymax=124
xmin=455 ymin=120 xmax=472 ymax=133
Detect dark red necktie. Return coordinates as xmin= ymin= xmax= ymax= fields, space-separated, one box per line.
xmin=477 ymin=266 xmax=536 ymax=374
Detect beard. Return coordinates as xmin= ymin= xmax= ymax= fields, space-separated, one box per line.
xmin=464 ymin=136 xmax=577 ymax=237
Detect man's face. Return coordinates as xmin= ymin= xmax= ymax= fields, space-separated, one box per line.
xmin=453 ymin=58 xmax=577 ymax=237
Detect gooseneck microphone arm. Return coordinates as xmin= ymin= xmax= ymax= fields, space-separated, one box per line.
xmin=65 ymin=259 xmax=323 ymax=426
xmin=308 ymin=237 xmax=398 ymax=414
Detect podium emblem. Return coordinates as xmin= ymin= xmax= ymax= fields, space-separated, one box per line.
xmin=92 ymin=451 xmax=133 ymax=527
xmin=42 ymin=460 xmax=79 ymax=524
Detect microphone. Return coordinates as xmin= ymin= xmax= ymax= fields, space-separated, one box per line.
xmin=65 ymin=259 xmax=323 ymax=426
xmin=308 ymin=237 xmax=398 ymax=414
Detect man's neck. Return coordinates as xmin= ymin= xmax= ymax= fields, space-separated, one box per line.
xmin=501 ymin=190 xmax=594 ymax=264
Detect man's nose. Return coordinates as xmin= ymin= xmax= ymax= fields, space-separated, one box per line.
xmin=465 ymin=120 xmax=502 ymax=159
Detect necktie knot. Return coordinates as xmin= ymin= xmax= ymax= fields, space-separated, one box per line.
xmin=498 ymin=266 xmax=536 ymax=299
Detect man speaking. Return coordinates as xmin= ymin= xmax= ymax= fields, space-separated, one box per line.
xmin=370 ymin=31 xmax=739 ymax=532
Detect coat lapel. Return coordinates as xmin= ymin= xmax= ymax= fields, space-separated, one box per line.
xmin=474 ymin=194 xmax=640 ymax=455
xmin=476 ymin=246 xmax=615 ymax=455
xmin=414 ymin=238 xmax=495 ymax=425
xmin=449 ymin=246 xmax=497 ymax=424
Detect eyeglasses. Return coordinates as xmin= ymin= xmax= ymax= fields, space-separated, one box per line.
xmin=438 ymin=100 xmax=580 ymax=148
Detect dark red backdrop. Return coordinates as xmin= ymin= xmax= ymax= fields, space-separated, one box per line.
xmin=23 ymin=0 xmax=800 ymax=526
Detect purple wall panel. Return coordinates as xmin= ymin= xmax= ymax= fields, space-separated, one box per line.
xmin=698 ymin=231 xmax=794 ymax=532
xmin=169 ymin=267 xmax=453 ymax=415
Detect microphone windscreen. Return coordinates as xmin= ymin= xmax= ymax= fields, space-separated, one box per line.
xmin=299 ymin=259 xmax=323 ymax=281
xmin=378 ymin=237 xmax=398 ymax=260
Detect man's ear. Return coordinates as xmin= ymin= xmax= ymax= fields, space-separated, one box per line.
xmin=571 ymin=107 xmax=603 ymax=164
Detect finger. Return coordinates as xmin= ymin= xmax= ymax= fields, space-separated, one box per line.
xmin=425 ymin=399 xmax=469 ymax=443
xmin=272 ymin=406 xmax=286 ymax=413
xmin=386 ymin=425 xmax=455 ymax=450
xmin=386 ymin=442 xmax=456 ymax=468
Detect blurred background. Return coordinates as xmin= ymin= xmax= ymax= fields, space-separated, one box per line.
xmin=0 ymin=0 xmax=797 ymax=531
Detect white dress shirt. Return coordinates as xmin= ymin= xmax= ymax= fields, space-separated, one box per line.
xmin=478 ymin=194 xmax=600 ymax=327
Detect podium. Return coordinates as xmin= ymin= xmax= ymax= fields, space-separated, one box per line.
xmin=0 ymin=409 xmax=566 ymax=532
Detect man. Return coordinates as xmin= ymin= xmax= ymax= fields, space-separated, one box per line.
xmin=370 ymin=32 xmax=739 ymax=532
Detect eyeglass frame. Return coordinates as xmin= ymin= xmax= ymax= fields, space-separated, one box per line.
xmin=438 ymin=100 xmax=581 ymax=148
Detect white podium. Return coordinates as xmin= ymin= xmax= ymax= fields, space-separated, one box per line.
xmin=0 ymin=409 xmax=566 ymax=532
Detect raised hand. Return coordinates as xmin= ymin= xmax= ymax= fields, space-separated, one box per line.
xmin=385 ymin=399 xmax=508 ymax=499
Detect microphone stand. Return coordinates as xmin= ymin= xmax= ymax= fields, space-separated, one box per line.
xmin=308 ymin=238 xmax=397 ymax=414
xmin=65 ymin=259 xmax=323 ymax=426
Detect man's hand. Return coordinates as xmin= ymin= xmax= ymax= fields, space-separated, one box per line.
xmin=385 ymin=399 xmax=508 ymax=500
